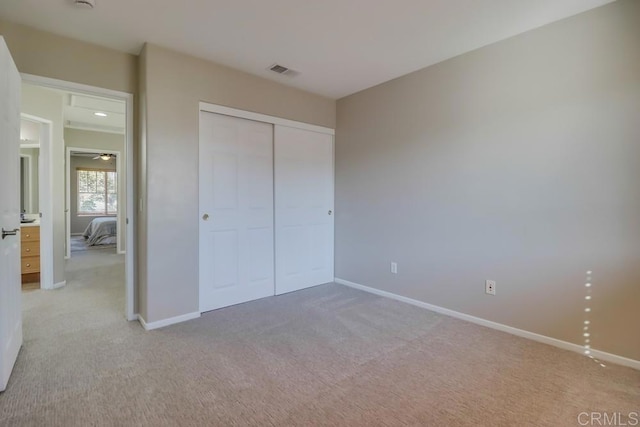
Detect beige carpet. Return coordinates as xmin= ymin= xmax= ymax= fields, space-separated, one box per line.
xmin=0 ymin=253 xmax=637 ymax=426
xmin=70 ymin=235 xmax=116 ymax=252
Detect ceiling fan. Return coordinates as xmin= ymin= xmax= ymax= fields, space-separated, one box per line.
xmin=93 ymin=153 xmax=115 ymax=161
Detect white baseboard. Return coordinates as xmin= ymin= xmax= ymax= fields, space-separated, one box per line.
xmin=117 ymin=250 xmax=126 ymax=255
xmin=334 ymin=278 xmax=640 ymax=371
xmin=137 ymin=311 xmax=200 ymax=331
xmin=43 ymin=280 xmax=66 ymax=290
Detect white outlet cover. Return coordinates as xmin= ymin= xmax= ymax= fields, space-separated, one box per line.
xmin=485 ymin=280 xmax=496 ymax=295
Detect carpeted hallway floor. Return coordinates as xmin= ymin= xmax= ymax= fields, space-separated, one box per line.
xmin=0 ymin=251 xmax=638 ymax=426
xmin=69 ymin=235 xmax=117 ymax=253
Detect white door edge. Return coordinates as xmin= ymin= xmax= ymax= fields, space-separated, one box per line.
xmin=0 ymin=35 xmax=22 ymax=392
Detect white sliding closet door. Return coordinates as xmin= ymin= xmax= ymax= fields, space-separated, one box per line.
xmin=275 ymin=125 xmax=334 ymax=295
xmin=199 ymin=112 xmax=274 ymax=312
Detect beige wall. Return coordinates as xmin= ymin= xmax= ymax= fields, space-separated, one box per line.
xmin=21 ymin=84 xmax=65 ymax=285
xmin=140 ymin=44 xmax=336 ymax=322
xmin=65 ymin=128 xmax=125 ymax=152
xmin=0 ymin=20 xmax=136 ymax=94
xmin=335 ymin=0 xmax=640 ymax=361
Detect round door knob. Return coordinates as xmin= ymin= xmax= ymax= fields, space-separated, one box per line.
xmin=202 ymin=213 xmax=210 ymax=221
xmin=328 ymin=210 xmax=332 ymax=215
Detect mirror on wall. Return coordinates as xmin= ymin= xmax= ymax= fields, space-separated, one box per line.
xmin=20 ymin=118 xmax=41 ymax=215
xmin=20 ymin=148 xmax=39 ymax=214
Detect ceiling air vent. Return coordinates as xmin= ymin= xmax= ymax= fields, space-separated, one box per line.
xmin=268 ymin=64 xmax=299 ymax=77
xmin=74 ymin=0 xmax=96 ymax=8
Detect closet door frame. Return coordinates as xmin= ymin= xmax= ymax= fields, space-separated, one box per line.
xmin=198 ymin=102 xmax=335 ymax=310
xmin=199 ymin=103 xmax=334 ymax=136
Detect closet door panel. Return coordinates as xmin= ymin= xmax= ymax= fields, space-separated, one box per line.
xmin=275 ymin=125 xmax=334 ymax=295
xmin=199 ymin=112 xmax=274 ymax=312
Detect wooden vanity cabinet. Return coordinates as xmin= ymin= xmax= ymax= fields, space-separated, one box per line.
xmin=21 ymin=225 xmax=40 ymax=284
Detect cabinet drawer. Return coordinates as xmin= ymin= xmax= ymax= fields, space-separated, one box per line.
xmin=21 ymin=226 xmax=40 ymax=242
xmin=21 ymin=241 xmax=40 ymax=258
xmin=22 ymin=257 xmax=40 ymax=274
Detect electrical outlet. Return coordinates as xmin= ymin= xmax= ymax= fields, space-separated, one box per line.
xmin=391 ymin=262 xmax=398 ymax=274
xmin=485 ymin=280 xmax=496 ymax=295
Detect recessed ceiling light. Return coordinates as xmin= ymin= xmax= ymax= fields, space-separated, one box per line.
xmin=94 ymin=112 xmax=107 ymax=117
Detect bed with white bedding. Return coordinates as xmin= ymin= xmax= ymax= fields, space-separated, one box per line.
xmin=82 ymin=217 xmax=117 ymax=246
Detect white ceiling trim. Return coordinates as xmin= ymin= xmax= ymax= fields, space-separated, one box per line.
xmin=65 ymin=121 xmax=125 ymax=135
